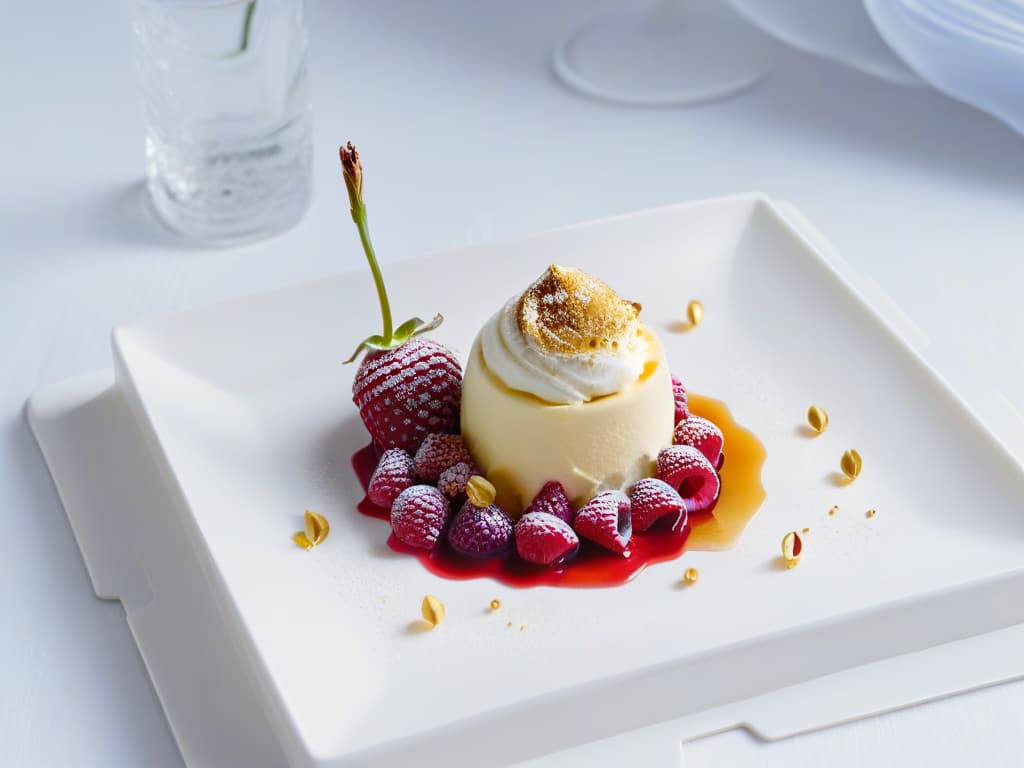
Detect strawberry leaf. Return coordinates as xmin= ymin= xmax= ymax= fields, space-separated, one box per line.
xmin=392 ymin=317 xmax=425 ymax=344
xmin=343 ymin=334 xmax=388 ymax=364
xmin=410 ymin=313 xmax=444 ymax=338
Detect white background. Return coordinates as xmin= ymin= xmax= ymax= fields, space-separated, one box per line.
xmin=3 ymin=1 xmax=1024 ymax=766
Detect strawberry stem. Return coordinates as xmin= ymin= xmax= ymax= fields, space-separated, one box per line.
xmin=341 ymin=143 xmax=393 ymax=346
xmin=356 ymin=211 xmax=393 ymax=345
xmin=340 ymin=142 xmax=443 ymax=363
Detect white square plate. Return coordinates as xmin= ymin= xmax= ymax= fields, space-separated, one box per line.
xmin=110 ymin=196 xmax=1024 ymax=768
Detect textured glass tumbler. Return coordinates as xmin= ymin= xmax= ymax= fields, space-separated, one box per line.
xmin=134 ymin=0 xmax=312 ymax=245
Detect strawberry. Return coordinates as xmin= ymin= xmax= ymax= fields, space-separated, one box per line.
xmin=629 ymin=478 xmax=686 ymax=531
xmin=391 ymin=485 xmax=450 ymax=550
xmin=522 ymin=481 xmax=573 ymax=523
xmin=448 ymin=501 xmax=514 ymax=558
xmin=352 ymin=339 xmax=462 ymax=453
xmin=437 ymin=462 xmax=474 ymax=497
xmin=574 ymin=491 xmax=632 ymax=554
xmin=656 ymin=445 xmax=720 ymax=513
xmin=339 ymin=143 xmax=462 ymax=453
xmin=515 ymin=513 xmax=580 ymax=566
xmin=367 ymin=448 xmax=415 ymax=507
xmin=413 ymin=433 xmax=473 ymax=482
xmin=672 ymin=375 xmax=689 ymax=423
xmin=673 ymin=415 xmax=723 ymax=466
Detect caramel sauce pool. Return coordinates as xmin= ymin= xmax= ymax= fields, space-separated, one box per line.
xmin=352 ymin=393 xmax=766 ymax=587
xmin=685 ymin=394 xmax=767 ymax=551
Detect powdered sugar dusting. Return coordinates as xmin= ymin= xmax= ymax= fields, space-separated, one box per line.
xmin=673 ymin=415 xmax=724 ymax=465
xmin=351 ymin=338 xmax=462 ymax=452
xmin=413 ymin=433 xmax=473 ymax=482
xmin=629 ymin=478 xmax=685 ymax=531
xmin=656 ymin=445 xmax=720 ymax=513
xmin=390 ymin=484 xmax=450 ymax=549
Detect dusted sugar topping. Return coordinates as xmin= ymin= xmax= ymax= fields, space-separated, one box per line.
xmin=517 ymin=266 xmax=642 ymax=355
xmin=480 ymin=265 xmax=651 ymax=404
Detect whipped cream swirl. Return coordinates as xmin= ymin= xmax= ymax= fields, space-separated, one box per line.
xmin=479 ymin=266 xmax=649 ymax=405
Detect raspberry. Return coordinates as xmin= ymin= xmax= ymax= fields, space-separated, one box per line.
xmin=629 ymin=478 xmax=686 ymax=531
xmin=367 ymin=448 xmax=415 ymax=507
xmin=522 ymin=481 xmax=573 ymax=523
xmin=515 ymin=513 xmax=580 ymax=566
xmin=573 ymin=491 xmax=632 ymax=554
xmin=673 ymin=415 xmax=723 ymax=466
xmin=671 ymin=375 xmax=689 ymax=424
xmin=390 ymin=485 xmax=450 ymax=550
xmin=448 ymin=501 xmax=514 ymax=558
xmin=413 ymin=433 xmax=473 ymax=482
xmin=656 ymin=446 xmax=720 ymax=513
xmin=437 ymin=462 xmax=475 ymax=497
xmin=352 ymin=338 xmax=462 ymax=454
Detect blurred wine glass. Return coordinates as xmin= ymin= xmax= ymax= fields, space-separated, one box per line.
xmin=553 ymin=0 xmax=778 ymax=107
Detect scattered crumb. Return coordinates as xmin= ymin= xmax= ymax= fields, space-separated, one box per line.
xmin=802 ymin=527 xmax=810 ymax=534
xmin=683 ymin=567 xmax=699 ymax=585
xmin=421 ymin=595 xmax=445 ymax=628
xmin=519 ymin=624 xmax=527 ymax=632
xmin=828 ymin=505 xmax=839 ymax=516
xmin=807 ymin=405 xmax=829 ymax=434
xmin=686 ymin=299 xmax=704 ymax=327
xmin=489 ymin=599 xmax=501 ymax=611
xmin=866 ymin=509 xmax=877 ymax=519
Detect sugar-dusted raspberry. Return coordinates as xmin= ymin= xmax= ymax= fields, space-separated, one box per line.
xmin=656 ymin=445 xmax=720 ymax=513
xmin=671 ymin=375 xmax=689 ymax=424
xmin=390 ymin=485 xmax=450 ymax=550
xmin=448 ymin=501 xmax=514 ymax=558
xmin=573 ymin=491 xmax=632 ymax=555
xmin=437 ymin=461 xmax=476 ymax=497
xmin=413 ymin=433 xmax=473 ymax=482
xmin=352 ymin=338 xmax=463 ymax=454
xmin=515 ymin=513 xmax=579 ymax=566
xmin=629 ymin=478 xmax=686 ymax=532
xmin=673 ymin=415 xmax=723 ymax=466
xmin=367 ymin=448 xmax=415 ymax=507
xmin=522 ymin=481 xmax=573 ymax=523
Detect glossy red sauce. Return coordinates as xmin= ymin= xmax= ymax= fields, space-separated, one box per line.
xmin=352 ymin=394 xmax=766 ymax=588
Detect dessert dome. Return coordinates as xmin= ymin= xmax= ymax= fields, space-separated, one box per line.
xmin=461 ymin=265 xmax=674 ymax=513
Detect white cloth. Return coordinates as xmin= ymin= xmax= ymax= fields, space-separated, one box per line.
xmin=864 ymin=0 xmax=1024 ymax=135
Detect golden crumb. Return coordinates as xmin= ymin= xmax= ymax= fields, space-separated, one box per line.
xmin=841 ymin=449 xmax=862 ymax=481
xmin=489 ymin=599 xmax=501 ymax=611
xmin=802 ymin=527 xmax=810 ymax=534
xmin=467 ymin=476 xmax=497 ymax=508
xmin=304 ymin=510 xmax=330 ymax=546
xmin=517 ymin=265 xmax=640 ymax=355
xmin=807 ymin=405 xmax=829 ymax=434
xmin=866 ymin=509 xmax=877 ymax=519
xmin=686 ymin=299 xmax=704 ymax=326
xmin=421 ymin=595 xmax=445 ymax=627
xmin=519 ymin=624 xmax=527 ymax=631
xmin=683 ymin=567 xmax=700 ymax=585
xmin=828 ymin=505 xmax=839 ymax=516
xmin=782 ymin=531 xmax=803 ymax=568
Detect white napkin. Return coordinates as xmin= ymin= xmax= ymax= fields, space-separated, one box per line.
xmin=864 ymin=0 xmax=1024 ymax=135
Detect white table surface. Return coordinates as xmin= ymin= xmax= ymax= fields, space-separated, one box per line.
xmin=3 ymin=1 xmax=1024 ymax=766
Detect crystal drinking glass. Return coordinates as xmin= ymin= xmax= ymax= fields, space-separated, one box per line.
xmin=134 ymin=0 xmax=313 ymax=244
